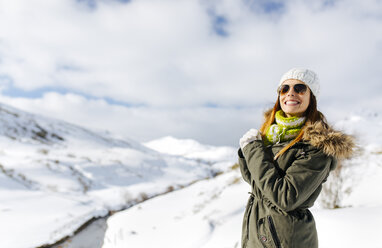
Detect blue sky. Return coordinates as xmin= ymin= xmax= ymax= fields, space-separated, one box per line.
xmin=0 ymin=0 xmax=381 ymax=146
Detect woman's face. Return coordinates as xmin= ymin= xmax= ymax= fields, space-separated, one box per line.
xmin=279 ymin=79 xmax=310 ymax=117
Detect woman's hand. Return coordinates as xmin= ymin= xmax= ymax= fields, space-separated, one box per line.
xmin=239 ymin=129 xmax=262 ymax=150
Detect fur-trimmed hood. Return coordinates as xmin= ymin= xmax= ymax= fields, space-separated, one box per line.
xmin=302 ymin=121 xmax=355 ymax=159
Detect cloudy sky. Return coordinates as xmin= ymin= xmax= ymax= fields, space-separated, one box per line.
xmin=0 ymin=0 xmax=381 ymax=146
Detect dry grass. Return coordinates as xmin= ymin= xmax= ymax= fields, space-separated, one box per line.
xmin=229 ymin=163 xmax=239 ymax=170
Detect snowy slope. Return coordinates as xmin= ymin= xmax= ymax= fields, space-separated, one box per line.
xmin=144 ymin=136 xmax=237 ymax=172
xmin=0 ymin=103 xmax=215 ymax=248
xmin=103 ymin=168 xmax=382 ymax=248
xmin=103 ymin=112 xmax=382 ymax=248
xmin=103 ymin=168 xmax=246 ymax=248
xmin=144 ymin=136 xmax=237 ymax=163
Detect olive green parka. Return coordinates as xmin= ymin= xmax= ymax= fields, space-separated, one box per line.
xmin=239 ymin=122 xmax=354 ymax=248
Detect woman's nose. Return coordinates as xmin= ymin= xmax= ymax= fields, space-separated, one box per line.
xmin=287 ymin=88 xmax=296 ymax=96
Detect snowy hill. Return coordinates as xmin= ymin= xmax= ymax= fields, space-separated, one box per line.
xmin=103 ymin=112 xmax=382 ymax=248
xmin=144 ymin=136 xmax=237 ymax=171
xmin=103 ymin=167 xmax=382 ymax=248
xmin=103 ymin=167 xmax=247 ymax=248
xmin=0 ymin=104 xmax=217 ymax=248
xmin=144 ymin=136 xmax=237 ymax=162
xmin=3 ymin=102 xmax=382 ymax=248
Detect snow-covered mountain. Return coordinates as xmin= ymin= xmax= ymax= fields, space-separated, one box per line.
xmin=0 ymin=103 xmax=218 ymax=248
xmin=144 ymin=136 xmax=237 ymax=161
xmin=144 ymin=136 xmax=237 ymax=171
xmin=3 ymin=101 xmax=382 ymax=248
xmin=103 ymin=112 xmax=382 ymax=248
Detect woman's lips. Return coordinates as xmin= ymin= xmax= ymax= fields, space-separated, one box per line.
xmin=284 ymin=100 xmax=300 ymax=106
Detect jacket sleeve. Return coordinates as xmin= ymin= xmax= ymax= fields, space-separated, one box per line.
xmin=242 ymin=140 xmax=332 ymax=212
xmin=238 ymin=148 xmax=251 ymax=184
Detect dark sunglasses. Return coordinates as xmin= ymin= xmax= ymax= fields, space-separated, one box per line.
xmin=278 ymin=84 xmax=307 ymax=95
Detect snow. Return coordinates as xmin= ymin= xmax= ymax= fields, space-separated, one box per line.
xmin=102 ymin=167 xmax=382 ymax=248
xmin=2 ymin=102 xmax=382 ymax=248
xmin=144 ymin=136 xmax=237 ymax=173
xmin=103 ymin=111 xmax=382 ymax=248
xmin=102 ymin=169 xmax=247 ymax=248
xmin=0 ymin=190 xmax=105 ymax=248
xmin=314 ymin=206 xmax=382 ymax=248
xmin=0 ymin=103 xmax=215 ymax=248
xmin=144 ymin=136 xmax=237 ymax=164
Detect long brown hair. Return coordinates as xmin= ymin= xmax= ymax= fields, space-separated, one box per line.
xmin=260 ymin=91 xmax=328 ymax=159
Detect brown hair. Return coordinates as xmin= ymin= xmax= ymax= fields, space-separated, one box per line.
xmin=260 ymin=91 xmax=328 ymax=159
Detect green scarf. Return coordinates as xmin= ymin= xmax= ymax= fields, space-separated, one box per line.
xmin=264 ymin=110 xmax=306 ymax=146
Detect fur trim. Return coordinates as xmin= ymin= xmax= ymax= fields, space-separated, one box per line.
xmin=302 ymin=122 xmax=355 ymax=159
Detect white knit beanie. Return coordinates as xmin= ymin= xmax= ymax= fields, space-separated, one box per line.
xmin=278 ymin=68 xmax=320 ymax=100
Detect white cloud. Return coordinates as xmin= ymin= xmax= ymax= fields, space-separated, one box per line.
xmin=0 ymin=0 xmax=381 ymax=145
xmin=0 ymin=91 xmax=266 ymax=146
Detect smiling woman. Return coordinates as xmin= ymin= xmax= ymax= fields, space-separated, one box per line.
xmin=238 ymin=68 xmax=355 ymax=248
xmin=278 ymin=80 xmax=310 ymax=117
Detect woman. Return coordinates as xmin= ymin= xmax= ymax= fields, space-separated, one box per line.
xmin=238 ymin=68 xmax=354 ymax=248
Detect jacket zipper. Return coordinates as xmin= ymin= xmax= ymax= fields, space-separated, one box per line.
xmin=267 ymin=216 xmax=281 ymax=248
xmin=246 ymin=195 xmax=254 ymax=239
